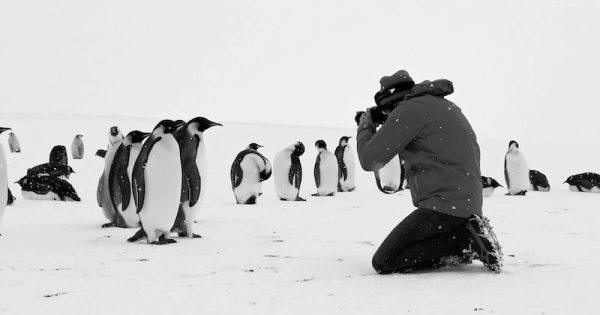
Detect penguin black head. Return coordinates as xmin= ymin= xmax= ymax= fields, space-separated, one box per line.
xmin=315 ymin=140 xmax=327 ymax=150
xmin=293 ymin=142 xmax=305 ymax=156
xmin=77 ymin=134 xmax=83 ymax=138
xmin=0 ymin=127 xmax=12 ymax=134
xmin=95 ymin=149 xmax=107 ymax=158
xmin=339 ymin=136 xmax=352 ymax=146
xmin=248 ymin=143 xmax=263 ymax=150
xmin=126 ymin=130 xmax=151 ymax=143
xmin=508 ymin=140 xmax=519 ymax=149
xmin=153 ymin=120 xmax=179 ymax=134
xmin=109 ymin=126 xmax=120 ymax=137
xmin=187 ymin=117 xmax=223 ymax=132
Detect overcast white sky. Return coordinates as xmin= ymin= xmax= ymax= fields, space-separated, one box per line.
xmin=1 ymin=0 xmax=599 ymax=145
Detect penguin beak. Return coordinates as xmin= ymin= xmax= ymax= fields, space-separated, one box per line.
xmin=209 ymin=122 xmax=223 ymax=128
xmin=0 ymin=127 xmax=12 ymax=134
xmin=257 ymin=144 xmax=263 ymax=148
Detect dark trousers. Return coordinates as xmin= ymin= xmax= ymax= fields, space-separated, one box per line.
xmin=372 ymin=208 xmax=469 ymax=274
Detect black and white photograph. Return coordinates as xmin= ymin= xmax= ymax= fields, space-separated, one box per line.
xmin=1 ymin=1 xmax=599 ymax=314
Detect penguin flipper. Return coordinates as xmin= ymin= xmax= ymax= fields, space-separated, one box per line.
xmin=290 ymin=155 xmax=302 ymax=190
xmin=132 ymin=136 xmax=162 ymax=213
xmin=184 ymin=159 xmax=201 ymax=207
xmin=335 ymin=146 xmax=348 ymax=181
xmin=255 ymin=152 xmax=272 ymax=182
xmin=109 ymin=144 xmax=132 ymax=211
xmin=230 ymin=153 xmax=245 ymax=189
xmin=314 ymin=154 xmax=321 ymax=188
xmin=504 ymin=156 xmax=510 ymax=191
xmin=97 ymin=173 xmax=104 ymax=207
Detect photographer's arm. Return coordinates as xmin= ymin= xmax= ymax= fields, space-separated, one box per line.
xmin=356 ymin=104 xmax=423 ymax=171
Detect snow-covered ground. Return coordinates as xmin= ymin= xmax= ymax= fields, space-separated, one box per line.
xmin=1 ymin=112 xmax=599 ymax=314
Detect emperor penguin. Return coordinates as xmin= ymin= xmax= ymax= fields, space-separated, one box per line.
xmin=108 ymin=126 xmax=124 ymax=148
xmin=49 ymin=145 xmax=68 ymax=166
xmin=98 ymin=129 xmax=128 ymax=228
xmin=171 ymin=117 xmax=221 ymax=238
xmin=8 ymin=132 xmax=21 ymax=153
xmin=16 ymin=176 xmax=81 ymax=201
xmin=274 ymin=141 xmax=306 ymax=201
xmin=564 ymin=172 xmax=600 ymax=193
xmin=504 ymin=140 xmax=529 ymax=195
xmin=131 ymin=120 xmax=183 ymax=244
xmin=107 ymin=131 xmax=150 ymax=229
xmin=230 ymin=143 xmax=272 ymax=204
xmin=27 ymin=163 xmax=75 ymax=180
xmin=312 ymin=140 xmax=338 ymax=196
xmin=374 ymin=155 xmax=403 ymax=194
xmin=71 ymin=134 xmax=84 ymax=159
xmin=529 ymin=170 xmax=550 ymax=192
xmin=334 ymin=136 xmax=356 ymax=192
xmin=481 ymin=176 xmax=503 ymax=197
xmin=0 ymin=127 xmax=11 ymax=235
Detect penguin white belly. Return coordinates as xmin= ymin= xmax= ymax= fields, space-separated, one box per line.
xmin=21 ymin=190 xmax=61 ymax=201
xmin=0 ymin=145 xmax=7 ymax=224
xmin=482 ymin=187 xmax=495 ymax=197
xmin=139 ymin=137 xmax=182 ymax=241
xmin=570 ymin=185 xmax=600 ymax=193
xmin=101 ymin=142 xmax=122 ymax=221
xmin=234 ymin=154 xmax=263 ymax=203
xmin=339 ymin=147 xmax=356 ymax=191
xmin=505 ymin=153 xmax=529 ymax=194
xmin=274 ymin=151 xmax=298 ymax=200
xmin=192 ymin=141 xmax=208 ymax=217
xmin=378 ymin=155 xmax=401 ymax=190
xmin=120 ymin=145 xmax=142 ymax=227
xmin=317 ymin=152 xmax=338 ymax=195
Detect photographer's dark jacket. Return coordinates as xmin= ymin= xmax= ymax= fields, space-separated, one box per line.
xmin=357 ymin=80 xmax=482 ymax=218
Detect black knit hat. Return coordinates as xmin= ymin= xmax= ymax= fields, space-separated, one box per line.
xmin=379 ymin=70 xmax=414 ymax=90
xmin=374 ymin=70 xmax=415 ymax=106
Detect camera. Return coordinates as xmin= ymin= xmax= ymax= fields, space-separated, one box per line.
xmin=355 ymin=107 xmax=389 ymax=126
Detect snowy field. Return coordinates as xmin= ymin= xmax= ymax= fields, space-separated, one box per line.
xmin=1 ymin=111 xmax=599 ymax=314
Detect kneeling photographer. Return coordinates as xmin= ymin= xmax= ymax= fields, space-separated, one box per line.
xmin=356 ymin=70 xmax=502 ymax=273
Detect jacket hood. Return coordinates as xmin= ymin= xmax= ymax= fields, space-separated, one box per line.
xmin=405 ymin=79 xmax=454 ymax=100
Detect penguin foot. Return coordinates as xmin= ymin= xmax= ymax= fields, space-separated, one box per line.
xmin=245 ymin=196 xmax=257 ymax=204
xmin=101 ymin=222 xmax=115 ymax=228
xmin=192 ymin=234 xmax=202 ymax=238
xmin=159 ymin=235 xmax=177 ymax=244
xmin=295 ymin=196 xmax=306 ymax=202
xmin=127 ymin=228 xmax=146 ymax=242
xmin=516 ymin=190 xmax=527 ymax=195
xmin=259 ymin=192 xmax=263 ymax=196
xmin=311 ymin=193 xmax=320 ymax=197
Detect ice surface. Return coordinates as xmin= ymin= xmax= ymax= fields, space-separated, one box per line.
xmin=1 ymin=112 xmax=599 ymax=314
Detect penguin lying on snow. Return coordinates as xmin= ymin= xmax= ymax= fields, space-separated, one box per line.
xmin=564 ymin=172 xmax=600 ymax=193
xmin=335 ymin=136 xmax=356 ymax=192
xmin=274 ymin=142 xmax=306 ymax=201
xmin=313 ymin=140 xmax=338 ymax=197
xmin=16 ymin=176 xmax=81 ymax=201
xmin=504 ymin=140 xmax=529 ymax=196
xmin=529 ymin=170 xmax=550 ymax=192
xmin=27 ymin=163 xmax=75 ymax=179
xmin=231 ymin=143 xmax=272 ymax=204
xmin=481 ymin=176 xmax=503 ymax=197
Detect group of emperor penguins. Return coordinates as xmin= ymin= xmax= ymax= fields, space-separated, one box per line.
xmin=98 ymin=118 xmax=221 ymax=245
xmin=97 ymin=118 xmax=357 ymax=245
xmin=232 ymin=136 xmax=356 ymax=204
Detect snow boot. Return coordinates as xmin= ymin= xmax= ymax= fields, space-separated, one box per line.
xmin=464 ymin=215 xmax=503 ymax=273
